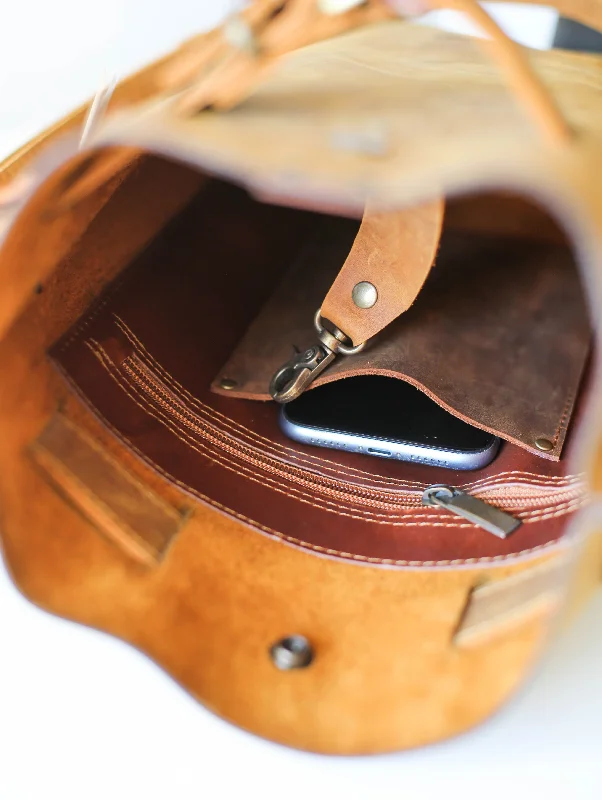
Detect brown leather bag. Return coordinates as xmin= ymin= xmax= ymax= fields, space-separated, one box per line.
xmin=1 ymin=0 xmax=601 ymax=755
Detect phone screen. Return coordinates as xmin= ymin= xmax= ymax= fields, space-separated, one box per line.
xmin=283 ymin=376 xmax=497 ymax=452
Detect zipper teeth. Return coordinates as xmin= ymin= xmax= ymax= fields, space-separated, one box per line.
xmin=485 ymin=489 xmax=583 ymax=511
xmin=115 ymin=318 xmax=584 ymax=494
xmin=124 ymin=358 xmax=422 ymax=510
xmin=122 ymin=356 xmax=585 ymax=513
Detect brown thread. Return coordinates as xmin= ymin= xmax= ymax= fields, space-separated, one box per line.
xmin=77 ymin=341 xmax=574 ymax=567
xmin=94 ymin=343 xmax=467 ymax=521
xmin=87 ymin=340 xmax=584 ymax=526
xmin=552 ymin=390 xmax=576 ymax=447
xmin=113 ymin=314 xmax=583 ymax=492
xmin=123 ymin=352 xmax=586 ymax=518
xmin=59 ymin=272 xmax=131 ymax=351
xmin=119 ymin=347 xmax=584 ymax=521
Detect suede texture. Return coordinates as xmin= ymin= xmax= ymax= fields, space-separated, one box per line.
xmin=1 ymin=17 xmax=602 ymax=755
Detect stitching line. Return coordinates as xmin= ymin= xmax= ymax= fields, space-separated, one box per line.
xmin=552 ymin=390 xmax=575 ymax=446
xmin=123 ymin=355 xmax=585 ymax=521
xmin=75 ymin=341 xmax=572 ymax=567
xmin=126 ymin=356 xmax=427 ymax=509
xmin=106 ymin=343 xmax=585 ymax=522
xmin=90 ymin=342 xmax=466 ymax=522
xmin=59 ymin=273 xmax=132 ymax=352
xmin=86 ymin=340 xmax=584 ymax=531
xmin=113 ymin=314 xmax=583 ymax=492
xmin=114 ymin=315 xmax=445 ymax=488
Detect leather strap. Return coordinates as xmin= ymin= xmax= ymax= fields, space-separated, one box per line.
xmin=14 ymin=0 xmax=590 ymax=213
xmin=454 ymin=556 xmax=569 ymax=646
xmin=161 ymin=0 xmax=571 ymax=145
xmin=159 ymin=0 xmax=393 ymax=112
xmin=321 ymin=199 xmax=444 ymax=346
xmin=269 ymin=198 xmax=445 ymax=401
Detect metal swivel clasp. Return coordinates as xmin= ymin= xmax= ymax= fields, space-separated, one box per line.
xmin=269 ymin=309 xmax=365 ymax=403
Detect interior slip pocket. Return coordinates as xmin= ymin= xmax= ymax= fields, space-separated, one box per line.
xmin=50 ymin=177 xmax=590 ymax=566
xmin=211 ymin=215 xmax=591 ymax=461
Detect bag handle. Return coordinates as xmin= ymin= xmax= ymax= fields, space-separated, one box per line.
xmin=160 ymin=0 xmax=571 ymax=145
xmin=320 ymin=199 xmax=444 ymax=347
xmin=269 ymin=199 xmax=444 ymax=402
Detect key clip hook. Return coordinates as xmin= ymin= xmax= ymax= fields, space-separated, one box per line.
xmin=270 ymin=309 xmax=365 ymax=403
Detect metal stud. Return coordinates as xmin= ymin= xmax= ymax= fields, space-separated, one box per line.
xmin=352 ymin=281 xmax=378 ymax=309
xmin=220 ymin=377 xmax=238 ymax=390
xmin=269 ymin=635 xmax=314 ymax=670
xmin=535 ymin=438 xmax=554 ymax=452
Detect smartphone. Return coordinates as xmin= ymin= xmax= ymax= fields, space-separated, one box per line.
xmin=279 ymin=376 xmax=500 ymax=470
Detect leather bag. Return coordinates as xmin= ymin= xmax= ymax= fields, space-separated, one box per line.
xmin=1 ymin=0 xmax=601 ymax=754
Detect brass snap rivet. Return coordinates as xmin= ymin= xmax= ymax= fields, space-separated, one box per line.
xmin=352 ymin=281 xmax=378 ymax=309
xmin=270 ymin=635 xmax=314 ymax=670
xmin=535 ymin=438 xmax=554 ymax=452
xmin=220 ymin=377 xmax=238 ymax=390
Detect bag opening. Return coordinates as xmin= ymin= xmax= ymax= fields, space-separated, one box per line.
xmin=5 ymin=151 xmax=585 ymax=567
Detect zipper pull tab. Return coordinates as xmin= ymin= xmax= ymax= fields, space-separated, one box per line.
xmin=422 ymin=485 xmax=521 ymax=539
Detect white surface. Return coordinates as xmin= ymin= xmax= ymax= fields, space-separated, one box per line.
xmin=1 ymin=3 xmax=601 ymax=799
xmin=422 ymin=3 xmax=558 ymax=48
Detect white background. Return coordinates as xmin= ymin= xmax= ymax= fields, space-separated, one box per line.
xmin=1 ymin=3 xmax=601 ymax=799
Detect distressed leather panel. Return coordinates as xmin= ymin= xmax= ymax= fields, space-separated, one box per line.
xmin=91 ymin=23 xmax=602 ymax=221
xmin=454 ymin=556 xmax=570 ymax=646
xmin=214 ymin=216 xmax=589 ymax=460
xmin=320 ymin=199 xmax=444 ymax=346
xmin=31 ymin=413 xmax=186 ymax=565
xmin=52 ymin=182 xmax=586 ymax=564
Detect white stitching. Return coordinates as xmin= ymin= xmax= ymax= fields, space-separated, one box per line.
xmin=113 ymin=314 xmax=584 ymax=492
xmin=124 ymin=355 xmax=586 ymax=521
xmin=67 ymin=344 xmax=571 ymax=567
xmin=85 ymin=341 xmax=584 ymax=538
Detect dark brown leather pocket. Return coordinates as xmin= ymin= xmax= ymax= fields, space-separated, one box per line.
xmin=211 ymin=216 xmax=590 ymax=460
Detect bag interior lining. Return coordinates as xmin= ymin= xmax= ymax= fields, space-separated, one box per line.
xmin=33 ymin=154 xmax=589 ymax=564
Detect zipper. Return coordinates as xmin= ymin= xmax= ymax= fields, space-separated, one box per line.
xmin=422 ymin=485 xmax=521 ymax=538
xmin=114 ymin=350 xmax=586 ymax=535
